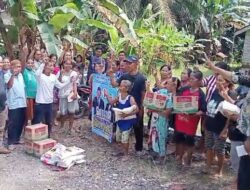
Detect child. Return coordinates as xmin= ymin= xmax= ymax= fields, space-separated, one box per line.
xmin=105 ymin=80 xmax=138 ymax=160
xmin=147 ymin=78 xmax=176 ymax=164
xmin=23 ymin=59 xmax=37 ymax=124
xmin=4 ymin=60 xmax=27 ymax=149
xmin=174 ymin=70 xmax=206 ymax=166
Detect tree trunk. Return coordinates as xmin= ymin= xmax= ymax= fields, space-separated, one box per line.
xmin=150 ymin=0 xmax=174 ymax=24
xmin=0 ymin=17 xmax=14 ymax=59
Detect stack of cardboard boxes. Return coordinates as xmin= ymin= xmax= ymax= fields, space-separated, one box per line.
xmin=24 ymin=124 xmax=57 ymax=157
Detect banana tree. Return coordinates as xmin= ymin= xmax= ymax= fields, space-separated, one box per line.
xmin=0 ymin=0 xmax=38 ymax=58
xmin=134 ymin=4 xmax=193 ymax=73
xmin=94 ymin=0 xmax=139 ymax=47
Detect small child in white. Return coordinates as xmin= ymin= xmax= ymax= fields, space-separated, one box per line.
xmin=105 ymin=80 xmax=138 ymax=159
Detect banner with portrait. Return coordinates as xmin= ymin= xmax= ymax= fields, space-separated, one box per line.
xmin=92 ymin=74 xmax=118 ymax=143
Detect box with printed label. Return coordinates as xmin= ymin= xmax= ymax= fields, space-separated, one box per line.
xmin=25 ymin=124 xmax=48 ymax=141
xmin=173 ymin=96 xmax=198 ymax=113
xmin=25 ymin=140 xmax=34 ymax=154
xmin=33 ymin=139 xmax=57 ymax=157
xmin=143 ymin=92 xmax=168 ymax=111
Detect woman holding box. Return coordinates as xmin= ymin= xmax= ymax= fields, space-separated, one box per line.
xmin=147 ymin=77 xmax=179 ymax=164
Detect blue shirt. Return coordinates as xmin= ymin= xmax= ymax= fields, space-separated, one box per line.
xmin=4 ymin=72 xmax=27 ymax=110
xmin=0 ymin=70 xmax=6 ymax=111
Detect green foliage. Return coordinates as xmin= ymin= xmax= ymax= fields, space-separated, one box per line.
xmin=95 ymin=0 xmax=138 ymax=47
xmin=21 ymin=0 xmax=38 ymax=15
xmin=48 ymin=3 xmax=79 ymax=33
xmin=134 ymin=5 xmax=194 ymax=73
xmin=37 ymin=23 xmax=62 ymax=56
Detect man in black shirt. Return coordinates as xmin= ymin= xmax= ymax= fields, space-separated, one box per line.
xmin=110 ymin=55 xmax=146 ymax=155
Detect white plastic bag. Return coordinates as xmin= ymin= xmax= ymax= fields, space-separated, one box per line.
xmin=216 ymin=100 xmax=240 ymax=117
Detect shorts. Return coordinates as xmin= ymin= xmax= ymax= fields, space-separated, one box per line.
xmin=205 ymin=130 xmax=226 ymax=155
xmin=59 ymin=98 xmax=79 ymax=116
xmin=173 ymin=131 xmax=195 ymax=147
xmin=116 ymin=127 xmax=131 ymax=144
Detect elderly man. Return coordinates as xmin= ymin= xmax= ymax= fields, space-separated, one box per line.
xmin=206 ymin=60 xmax=250 ymax=190
xmin=0 ymin=56 xmax=11 ymax=154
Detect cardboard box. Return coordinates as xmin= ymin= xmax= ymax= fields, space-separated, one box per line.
xmin=25 ymin=124 xmax=48 ymax=141
xmin=143 ymin=92 xmax=168 ymax=110
xmin=173 ymin=96 xmax=198 ymax=113
xmin=25 ymin=141 xmax=34 ymax=154
xmin=33 ymin=139 xmax=57 ymax=157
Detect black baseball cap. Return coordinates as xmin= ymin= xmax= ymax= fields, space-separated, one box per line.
xmin=124 ymin=55 xmax=139 ymax=63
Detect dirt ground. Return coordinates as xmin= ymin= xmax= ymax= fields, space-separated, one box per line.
xmin=0 ymin=119 xmax=234 ymax=190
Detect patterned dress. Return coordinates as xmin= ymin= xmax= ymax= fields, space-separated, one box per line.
xmin=148 ymin=89 xmax=173 ymax=157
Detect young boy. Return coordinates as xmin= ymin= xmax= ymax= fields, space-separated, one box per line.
xmin=105 ymin=80 xmax=138 ymax=160
xmin=174 ymin=70 xmax=206 ymax=166
xmin=23 ymin=59 xmax=37 ymax=124
xmin=4 ymin=60 xmax=27 ymax=149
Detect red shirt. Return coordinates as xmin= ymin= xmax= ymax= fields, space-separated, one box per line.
xmin=175 ymin=88 xmax=201 ymax=136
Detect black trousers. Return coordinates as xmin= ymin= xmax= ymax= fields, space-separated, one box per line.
xmin=134 ymin=115 xmax=144 ymax=151
xmin=32 ymin=103 xmax=53 ymax=136
xmin=8 ymin=108 xmax=26 ymax=145
xmin=238 ymin=155 xmax=250 ymax=190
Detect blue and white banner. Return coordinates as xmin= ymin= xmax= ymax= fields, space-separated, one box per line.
xmin=92 ymin=74 xmax=118 ymax=143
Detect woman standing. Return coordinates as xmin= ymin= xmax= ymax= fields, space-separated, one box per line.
xmin=204 ymin=74 xmax=235 ymax=176
xmin=154 ymin=65 xmax=172 ymax=90
xmin=58 ymin=60 xmax=78 ymax=133
xmin=147 ymin=77 xmax=179 ymax=164
xmin=205 ymin=60 xmax=250 ymax=189
xmin=23 ymin=59 xmax=37 ymax=125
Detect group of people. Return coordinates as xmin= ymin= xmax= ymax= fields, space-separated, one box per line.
xmin=0 ymin=45 xmax=250 ymax=189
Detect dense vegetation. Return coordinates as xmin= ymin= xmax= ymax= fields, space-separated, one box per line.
xmin=0 ymin=0 xmax=249 ymax=73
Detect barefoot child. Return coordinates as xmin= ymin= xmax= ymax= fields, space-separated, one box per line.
xmin=105 ymin=80 xmax=138 ymax=158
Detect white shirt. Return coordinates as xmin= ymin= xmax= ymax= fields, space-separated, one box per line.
xmin=4 ymin=72 xmax=27 ymax=109
xmin=35 ymin=64 xmax=70 ymax=104
xmin=34 ymin=60 xmax=43 ymax=71
xmin=56 ymin=70 xmax=78 ymax=98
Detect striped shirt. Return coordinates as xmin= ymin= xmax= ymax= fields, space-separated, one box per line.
xmin=202 ymin=75 xmax=216 ymax=102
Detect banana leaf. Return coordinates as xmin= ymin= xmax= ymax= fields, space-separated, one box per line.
xmin=48 ymin=2 xmax=81 ymax=33
xmin=37 ymin=23 xmax=62 ymax=57
xmin=80 ymin=19 xmax=119 ymax=45
xmin=96 ymin=0 xmax=138 ymax=47
xmin=63 ymin=35 xmax=88 ymax=49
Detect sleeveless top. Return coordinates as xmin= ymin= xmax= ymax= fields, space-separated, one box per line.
xmin=117 ymin=94 xmax=137 ymax=131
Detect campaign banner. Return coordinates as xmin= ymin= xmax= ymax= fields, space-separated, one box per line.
xmin=173 ymin=96 xmax=198 ymax=113
xmin=92 ymin=74 xmax=118 ymax=143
